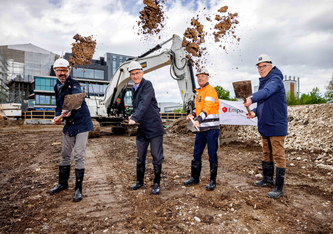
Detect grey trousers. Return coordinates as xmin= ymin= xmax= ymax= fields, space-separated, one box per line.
xmin=136 ymin=135 xmax=164 ymax=166
xmin=60 ymin=131 xmax=89 ymax=169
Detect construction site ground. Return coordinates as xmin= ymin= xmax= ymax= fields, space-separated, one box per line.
xmin=0 ymin=121 xmax=332 ymax=233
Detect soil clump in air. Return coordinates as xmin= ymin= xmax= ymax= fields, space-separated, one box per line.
xmin=69 ymin=34 xmax=97 ymax=68
xmin=137 ymin=0 xmax=166 ymax=35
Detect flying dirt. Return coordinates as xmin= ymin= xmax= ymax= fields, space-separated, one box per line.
xmin=68 ymin=34 xmax=97 ymax=68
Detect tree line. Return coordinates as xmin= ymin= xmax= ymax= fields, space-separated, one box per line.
xmin=174 ymin=75 xmax=333 ymax=112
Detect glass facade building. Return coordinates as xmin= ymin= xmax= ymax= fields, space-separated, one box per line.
xmin=104 ymin=53 xmax=134 ymax=80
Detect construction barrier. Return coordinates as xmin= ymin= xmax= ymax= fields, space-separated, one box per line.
xmin=22 ymin=111 xmax=186 ymax=120
xmin=160 ymin=113 xmax=187 ymax=120
xmin=23 ymin=111 xmax=55 ymax=120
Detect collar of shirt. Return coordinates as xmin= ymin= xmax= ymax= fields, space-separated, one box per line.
xmin=134 ymin=83 xmax=140 ymax=91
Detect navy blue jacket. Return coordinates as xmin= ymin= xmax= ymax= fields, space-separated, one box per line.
xmin=54 ymin=76 xmax=94 ymax=136
xmin=131 ymin=78 xmax=165 ymax=139
xmin=251 ymin=67 xmax=288 ymax=137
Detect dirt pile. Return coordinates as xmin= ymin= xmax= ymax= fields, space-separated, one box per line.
xmin=137 ymin=0 xmax=166 ymax=35
xmin=167 ymin=118 xmax=191 ymax=134
xmin=68 ymin=34 xmax=96 ymax=68
xmin=0 ymin=119 xmax=24 ymax=127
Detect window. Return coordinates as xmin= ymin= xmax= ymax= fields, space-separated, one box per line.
xmin=45 ymin=96 xmax=51 ymax=104
xmin=51 ymin=96 xmax=56 ymax=105
xmin=95 ymin=70 xmax=104 ymax=80
xmin=73 ymin=68 xmax=84 ymax=78
xmin=36 ymin=95 xmax=40 ymax=104
xmin=34 ymin=77 xmax=57 ymax=91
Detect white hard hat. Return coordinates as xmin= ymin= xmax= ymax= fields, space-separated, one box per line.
xmin=128 ymin=60 xmax=143 ymax=72
xmin=195 ymin=68 xmax=209 ymax=76
xmin=256 ymin=54 xmax=272 ymax=66
xmin=53 ymin=58 xmax=70 ymax=69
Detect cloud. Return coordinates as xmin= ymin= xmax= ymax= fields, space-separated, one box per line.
xmin=0 ymin=0 xmax=332 ymax=102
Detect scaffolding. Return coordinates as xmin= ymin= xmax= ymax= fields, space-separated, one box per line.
xmin=0 ymin=44 xmax=57 ymax=108
xmin=0 ymin=51 xmax=9 ymax=103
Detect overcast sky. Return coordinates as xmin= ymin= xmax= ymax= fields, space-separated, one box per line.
xmin=1 ymin=0 xmax=333 ymax=103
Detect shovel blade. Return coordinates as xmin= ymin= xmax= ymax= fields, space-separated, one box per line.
xmin=232 ymin=80 xmax=252 ymax=99
xmin=62 ymin=93 xmax=86 ymax=111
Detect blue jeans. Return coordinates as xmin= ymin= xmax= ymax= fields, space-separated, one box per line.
xmin=193 ymin=129 xmax=220 ymax=164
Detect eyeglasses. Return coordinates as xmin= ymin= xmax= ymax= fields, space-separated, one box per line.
xmin=56 ymin=69 xmax=69 ymax=73
xmin=130 ymin=72 xmax=141 ymax=77
xmin=257 ymin=65 xmax=269 ymax=70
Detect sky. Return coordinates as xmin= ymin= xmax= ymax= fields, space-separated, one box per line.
xmin=1 ymin=0 xmax=333 ymax=103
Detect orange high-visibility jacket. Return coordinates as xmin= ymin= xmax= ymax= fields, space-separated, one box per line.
xmin=193 ymin=82 xmax=220 ymax=131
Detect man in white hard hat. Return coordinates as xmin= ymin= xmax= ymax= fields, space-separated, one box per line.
xmin=49 ymin=58 xmax=94 ymax=202
xmin=244 ymin=54 xmax=288 ymax=199
xmin=183 ymin=68 xmax=220 ymax=191
xmin=128 ymin=60 xmax=165 ymax=195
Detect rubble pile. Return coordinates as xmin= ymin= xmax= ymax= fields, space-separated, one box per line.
xmin=237 ymin=103 xmax=333 ymax=166
xmin=69 ymin=34 xmax=96 ymax=68
xmin=137 ymin=0 xmax=165 ymax=35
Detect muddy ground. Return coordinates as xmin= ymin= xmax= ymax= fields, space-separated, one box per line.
xmin=0 ymin=122 xmax=332 ymax=233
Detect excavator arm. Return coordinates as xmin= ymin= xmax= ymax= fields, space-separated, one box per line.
xmin=100 ymin=34 xmax=196 ymax=117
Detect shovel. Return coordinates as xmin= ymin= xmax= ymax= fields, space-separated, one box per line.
xmin=53 ymin=93 xmax=86 ymax=123
xmin=232 ymin=80 xmax=252 ymax=115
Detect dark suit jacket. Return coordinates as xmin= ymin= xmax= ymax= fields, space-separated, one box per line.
xmin=131 ymin=78 xmax=165 ymax=139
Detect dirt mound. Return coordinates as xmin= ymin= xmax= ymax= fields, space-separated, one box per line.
xmin=137 ymin=0 xmax=166 ymax=35
xmin=167 ymin=118 xmax=190 ymax=134
xmin=0 ymin=119 xmax=24 ymax=127
xmin=68 ymin=34 xmax=96 ymax=68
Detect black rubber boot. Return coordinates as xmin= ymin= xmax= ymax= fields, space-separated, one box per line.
xmin=49 ymin=165 xmax=70 ymax=195
xmin=130 ymin=163 xmax=145 ymax=190
xmin=151 ymin=164 xmax=162 ymax=195
xmin=267 ymin=167 xmax=285 ymax=199
xmin=254 ymin=161 xmax=274 ymax=187
xmin=183 ymin=160 xmax=201 ymax=186
xmin=206 ymin=163 xmax=218 ymax=191
xmin=73 ymin=168 xmax=84 ymax=202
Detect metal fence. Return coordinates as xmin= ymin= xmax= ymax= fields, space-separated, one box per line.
xmin=22 ymin=111 xmax=187 ymax=120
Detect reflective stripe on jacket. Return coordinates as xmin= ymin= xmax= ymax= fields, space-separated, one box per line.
xmin=193 ymin=82 xmax=220 ymax=131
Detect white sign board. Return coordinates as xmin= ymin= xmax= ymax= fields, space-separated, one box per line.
xmin=219 ymin=100 xmax=257 ymax=126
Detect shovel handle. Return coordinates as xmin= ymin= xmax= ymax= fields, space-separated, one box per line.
xmin=53 ymin=114 xmax=64 ymax=124
xmin=246 ymin=106 xmax=252 ymax=115
xmin=190 ymin=117 xmax=200 ymax=131
xmin=243 ymin=98 xmax=252 ymax=115
xmin=52 ymin=110 xmax=70 ymax=124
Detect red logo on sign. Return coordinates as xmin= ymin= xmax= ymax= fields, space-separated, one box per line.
xmin=222 ymin=107 xmax=227 ymax=113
